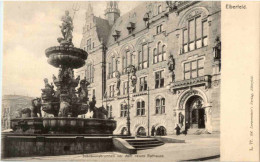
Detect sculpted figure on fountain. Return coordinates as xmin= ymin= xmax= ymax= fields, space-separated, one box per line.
xmin=57 ymin=10 xmax=74 ymax=47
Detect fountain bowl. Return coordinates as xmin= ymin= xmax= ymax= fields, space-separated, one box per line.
xmin=45 ymin=46 xmax=88 ymax=69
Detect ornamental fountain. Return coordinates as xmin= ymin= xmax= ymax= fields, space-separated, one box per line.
xmin=2 ymin=10 xmax=117 ymax=157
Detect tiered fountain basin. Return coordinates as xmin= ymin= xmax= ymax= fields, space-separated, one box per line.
xmin=2 ymin=118 xmax=117 ymax=157
xmin=45 ymin=46 xmax=88 ymax=68
xmin=10 ymin=117 xmax=117 ymax=135
xmin=43 ymin=117 xmax=117 ymax=134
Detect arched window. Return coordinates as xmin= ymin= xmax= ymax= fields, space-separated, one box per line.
xmin=122 ymin=51 xmax=133 ymax=74
xmin=120 ymin=104 xmax=127 ymax=117
xmin=121 ymin=127 xmax=128 ymax=135
xmin=137 ymin=127 xmax=146 ymax=136
xmin=137 ymin=100 xmax=145 ymax=116
xmin=157 ymin=42 xmax=162 ymax=62
xmin=162 ymin=45 xmax=166 ymax=61
xmin=156 ymin=126 xmax=167 ymax=136
xmin=154 ymin=42 xmax=166 ymax=63
xmin=155 ymin=97 xmax=165 ymax=114
xmin=108 ymin=56 xmax=118 ymax=79
xmin=138 ymin=44 xmax=149 ymax=70
xmin=86 ymin=64 xmax=94 ymax=83
xmin=182 ymin=15 xmax=208 ymax=53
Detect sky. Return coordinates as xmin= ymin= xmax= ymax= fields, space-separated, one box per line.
xmin=2 ymin=1 xmax=142 ymax=97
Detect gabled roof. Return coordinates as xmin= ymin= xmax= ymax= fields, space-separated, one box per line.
xmin=106 ymin=2 xmax=148 ymax=46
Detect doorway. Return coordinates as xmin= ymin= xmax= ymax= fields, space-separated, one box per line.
xmin=185 ymin=96 xmax=205 ymax=129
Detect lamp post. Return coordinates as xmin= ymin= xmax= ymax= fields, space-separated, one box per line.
xmin=126 ymin=65 xmax=135 ymax=136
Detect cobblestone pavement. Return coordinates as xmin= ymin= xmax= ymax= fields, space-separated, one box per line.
xmin=3 ymin=134 xmax=220 ymax=162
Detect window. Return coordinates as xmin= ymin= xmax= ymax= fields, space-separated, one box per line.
xmin=155 ymin=70 xmax=164 ymax=89
xmin=182 ymin=16 xmax=208 ymax=53
xmin=109 ymin=85 xmax=115 ymax=97
xmin=162 ymin=45 xmax=166 ymax=61
xmin=127 ymin=22 xmax=135 ymax=34
xmin=138 ymin=44 xmax=149 ymax=70
xmin=123 ymin=81 xmax=129 ymax=95
xmin=108 ymin=57 xmax=118 ymax=79
xmin=107 ymin=105 xmax=112 ymax=118
xmin=137 ymin=100 xmax=145 ymax=116
xmin=154 ymin=43 xmax=166 ymax=63
xmin=92 ymin=42 xmax=95 ymax=49
xmin=184 ymin=59 xmax=204 ymax=80
xmin=139 ymin=76 xmax=147 ymax=91
xmin=87 ymin=38 xmax=91 ymax=51
xmin=158 ymin=5 xmax=162 ymax=14
xmin=155 ymin=98 xmax=165 ymax=114
xmin=120 ymin=104 xmax=127 ymax=117
xmin=86 ymin=64 xmax=94 ymax=83
xmin=122 ymin=51 xmax=134 ymax=74
xmin=156 ymin=24 xmax=163 ymax=34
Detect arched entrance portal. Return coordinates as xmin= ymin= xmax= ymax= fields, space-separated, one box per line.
xmin=136 ymin=127 xmax=146 ymax=136
xmin=185 ymin=96 xmax=205 ymax=129
xmin=156 ymin=126 xmax=167 ymax=136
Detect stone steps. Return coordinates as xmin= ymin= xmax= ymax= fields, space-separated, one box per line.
xmin=187 ymin=129 xmax=211 ymax=135
xmin=125 ymin=138 xmax=164 ymax=150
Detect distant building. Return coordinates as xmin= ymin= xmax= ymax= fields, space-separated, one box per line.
xmin=1 ymin=95 xmax=33 ymax=130
xmin=77 ymin=1 xmax=221 ymax=135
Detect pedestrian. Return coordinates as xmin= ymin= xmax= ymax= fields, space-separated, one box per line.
xmin=183 ymin=126 xmax=188 ymax=136
xmin=175 ymin=124 xmax=181 ymax=136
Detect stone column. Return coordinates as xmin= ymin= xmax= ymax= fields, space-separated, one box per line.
xmin=204 ymin=106 xmax=213 ymax=133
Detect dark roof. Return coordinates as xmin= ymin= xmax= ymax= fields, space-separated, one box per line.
xmin=95 ymin=16 xmax=111 ymax=44
xmin=106 ymin=2 xmax=147 ymax=46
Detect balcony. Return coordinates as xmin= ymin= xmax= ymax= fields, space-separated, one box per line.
xmin=169 ymin=75 xmax=211 ymax=93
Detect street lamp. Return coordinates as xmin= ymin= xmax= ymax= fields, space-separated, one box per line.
xmin=125 ymin=64 xmax=136 ymax=136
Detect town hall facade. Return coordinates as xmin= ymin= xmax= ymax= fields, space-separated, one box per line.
xmin=76 ymin=1 xmax=221 ymax=135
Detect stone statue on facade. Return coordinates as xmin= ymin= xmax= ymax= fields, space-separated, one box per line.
xmin=167 ymin=55 xmax=175 ymax=82
xmin=213 ymin=36 xmax=221 ymax=60
xmin=115 ymin=71 xmax=121 ymax=96
xmin=58 ymin=10 xmax=74 ymax=47
xmin=130 ymin=66 xmax=137 ymax=93
xmin=130 ymin=66 xmax=137 ymax=86
xmin=166 ymin=1 xmax=178 ymax=11
xmin=178 ymin=112 xmax=184 ymax=128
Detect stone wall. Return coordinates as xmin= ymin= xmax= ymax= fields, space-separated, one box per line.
xmin=2 ymin=134 xmax=114 ymax=158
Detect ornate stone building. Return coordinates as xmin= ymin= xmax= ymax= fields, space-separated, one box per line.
xmin=77 ymin=1 xmax=221 ymax=135
xmin=2 ymin=95 xmax=33 ymax=130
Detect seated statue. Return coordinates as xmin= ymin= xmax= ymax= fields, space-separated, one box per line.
xmin=59 ymin=97 xmax=70 ymax=117
xmin=31 ymin=98 xmax=42 ymax=117
xmin=77 ymin=78 xmax=90 ymax=103
xmin=92 ymin=106 xmax=108 ymax=119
